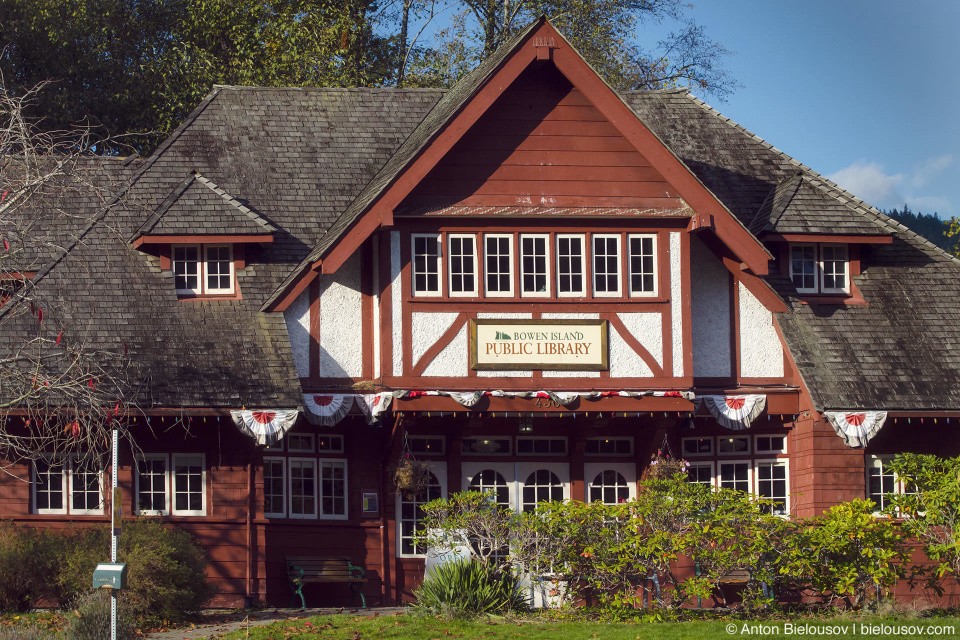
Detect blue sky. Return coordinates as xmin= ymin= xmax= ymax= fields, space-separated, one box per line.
xmin=673 ymin=0 xmax=959 ymax=218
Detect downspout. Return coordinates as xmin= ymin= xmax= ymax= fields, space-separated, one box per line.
xmin=246 ymin=446 xmax=256 ymax=608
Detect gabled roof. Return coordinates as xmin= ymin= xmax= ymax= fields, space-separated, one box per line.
xmin=132 ymin=171 xmax=276 ymax=241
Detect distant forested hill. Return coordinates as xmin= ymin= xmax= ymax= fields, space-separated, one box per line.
xmin=884 ymin=205 xmax=953 ymax=252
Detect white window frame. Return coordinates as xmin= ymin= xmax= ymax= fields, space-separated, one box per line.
xmin=289 ymin=458 xmax=317 ymax=519
xmin=627 ymin=233 xmax=658 ymax=297
xmin=263 ymin=456 xmax=286 ymax=518
xmin=681 ymin=436 xmax=714 ymax=457
xmin=755 ymin=459 xmax=789 ymax=516
xmin=754 ymin=434 xmax=788 ymax=455
xmin=789 ymin=242 xmax=818 ymax=294
xmin=135 ymin=454 xmax=170 ymax=516
xmin=34 ymin=457 xmax=105 ymax=516
xmin=555 ymin=234 xmax=586 ymax=297
xmin=69 ymin=455 xmax=105 ymax=516
xmin=287 ymin=433 xmax=315 ymax=453
xmin=483 ymin=234 xmax=514 ymax=297
xmin=318 ymin=459 xmax=349 ymax=520
xmin=317 ymin=434 xmax=344 ymax=454
xmin=173 ymin=244 xmax=235 ymax=296
xmin=408 ymin=435 xmax=445 ymax=456
xmin=519 ymin=234 xmax=551 ymax=297
xmin=583 ymin=437 xmax=634 ymax=457
xmin=687 ymin=461 xmax=715 ymax=486
xmin=461 ymin=436 xmax=512 ymax=456
xmin=171 ymin=453 xmax=206 ymax=516
xmin=518 ymin=462 xmax=569 ymax=512
xmin=515 ymin=436 xmax=568 ymax=456
xmin=866 ymin=455 xmax=905 ymax=512
xmin=447 ymin=234 xmax=478 ymax=297
xmin=396 ymin=462 xmax=447 ymax=558
xmin=820 ymin=243 xmax=849 ymax=294
xmin=718 ymin=459 xmax=752 ymax=493
xmin=591 ymin=234 xmax=622 ymax=297
xmin=462 ymin=462 xmax=516 ymax=510
xmin=411 ymin=234 xmax=442 ymax=297
xmin=718 ymin=436 xmax=751 ymax=455
xmin=584 ymin=462 xmax=636 ymax=503
xmin=33 ymin=457 xmax=67 ymax=515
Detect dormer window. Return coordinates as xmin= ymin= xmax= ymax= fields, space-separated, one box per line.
xmin=790 ymin=243 xmax=848 ymax=294
xmin=173 ymin=244 xmax=235 ymax=296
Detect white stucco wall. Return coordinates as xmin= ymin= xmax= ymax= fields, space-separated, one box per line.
xmin=670 ymin=232 xmax=684 ymax=377
xmin=422 ymin=323 xmax=469 ymax=377
xmin=608 ymin=312 xmax=661 ymax=378
xmin=690 ymin=236 xmax=732 ymax=378
xmin=283 ymin=290 xmax=310 ymax=378
xmin=412 ymin=312 xmax=461 ymax=367
xmin=317 ymin=252 xmax=363 ymax=378
xmin=738 ymin=282 xmax=784 ymax=377
xmin=391 ymin=231 xmax=403 ymax=377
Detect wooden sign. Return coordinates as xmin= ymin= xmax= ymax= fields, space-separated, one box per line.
xmin=469 ymin=319 xmax=608 ymax=371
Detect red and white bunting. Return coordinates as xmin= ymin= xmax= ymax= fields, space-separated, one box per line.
xmin=230 ymin=409 xmax=299 ymax=446
xmin=358 ymin=393 xmax=394 ymax=424
xmin=824 ymin=411 xmax=888 ymax=448
xmin=699 ymin=395 xmax=766 ymax=430
xmin=302 ymin=393 xmax=354 ymax=426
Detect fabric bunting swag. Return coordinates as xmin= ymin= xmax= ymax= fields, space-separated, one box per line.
xmin=303 ymin=394 xmax=354 ymax=426
xmin=231 ymin=409 xmax=299 ymax=446
xmin=824 ymin=411 xmax=888 ymax=448
xmin=698 ymin=395 xmax=766 ymax=430
xmin=393 ymin=389 xmax=695 ymax=408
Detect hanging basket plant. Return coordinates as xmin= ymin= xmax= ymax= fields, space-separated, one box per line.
xmin=642 ymin=449 xmax=690 ymax=481
xmin=392 ymin=455 xmax=433 ymax=500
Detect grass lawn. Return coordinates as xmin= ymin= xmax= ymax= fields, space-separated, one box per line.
xmin=219 ymin=613 xmax=960 ymax=640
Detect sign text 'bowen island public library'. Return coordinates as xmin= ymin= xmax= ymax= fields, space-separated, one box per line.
xmin=469 ymin=319 xmax=609 ymax=371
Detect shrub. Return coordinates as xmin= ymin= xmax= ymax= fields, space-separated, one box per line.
xmin=0 ymin=522 xmax=59 ymax=612
xmin=0 ymin=622 xmax=57 ymax=640
xmin=64 ymin=590 xmax=136 ymax=640
xmin=413 ymin=557 xmax=528 ymax=617
xmin=55 ymin=519 xmax=214 ymax=621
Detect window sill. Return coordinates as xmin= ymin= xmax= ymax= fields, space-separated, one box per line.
xmin=797 ymin=294 xmax=867 ymax=306
xmin=177 ymin=292 xmax=243 ymax=302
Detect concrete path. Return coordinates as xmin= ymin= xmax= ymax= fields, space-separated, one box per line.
xmin=143 ymin=607 xmax=407 ymax=640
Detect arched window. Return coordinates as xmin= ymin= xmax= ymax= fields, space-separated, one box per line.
xmin=589 ymin=470 xmax=629 ymax=504
xmin=522 ymin=469 xmax=563 ymax=512
xmin=468 ymin=469 xmax=509 ymax=506
xmin=399 ymin=471 xmax=442 ymax=556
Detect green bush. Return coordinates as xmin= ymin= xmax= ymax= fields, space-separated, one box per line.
xmin=413 ymin=558 xmax=528 ymax=617
xmin=63 ymin=590 xmax=136 ymax=640
xmin=0 ymin=522 xmax=59 ymax=612
xmin=55 ymin=519 xmax=214 ymax=621
xmin=0 ymin=622 xmax=57 ymax=640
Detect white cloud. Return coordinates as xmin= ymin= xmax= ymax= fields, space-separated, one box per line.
xmin=828 ymin=156 xmax=955 ymax=216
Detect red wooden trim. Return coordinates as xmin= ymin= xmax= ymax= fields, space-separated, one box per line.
xmin=601 ymin=312 xmax=664 ymax=377
xmin=234 ymin=244 xmax=246 ymax=270
xmin=133 ymin=234 xmax=274 ymax=247
xmin=720 ymin=253 xmax=789 ymax=313
xmin=361 ymin=240 xmax=374 ymax=379
xmin=379 ymin=233 xmax=394 ymax=382
xmin=412 ymin=313 xmax=469 ymax=376
xmin=382 ymin=375 xmax=692 ymax=390
xmin=159 ymin=245 xmax=171 ymax=270
xmin=738 ymin=377 xmax=792 ymax=386
xmin=797 ymin=294 xmax=868 ymax=306
xmin=764 ymin=233 xmax=893 ymax=245
xmin=392 ymin=394 xmax=695 ymax=413
xmin=319 ymin=28 xmax=542 ymax=276
xmin=549 ymin=33 xmax=771 ymax=274
xmin=265 ymin=262 xmax=321 ymax=312
xmin=731 ymin=270 xmax=740 ymax=380
xmin=679 ymin=231 xmax=693 ymax=378
xmin=0 ymin=271 xmax=38 ymax=280
xmin=308 ymin=278 xmax=320 ymax=379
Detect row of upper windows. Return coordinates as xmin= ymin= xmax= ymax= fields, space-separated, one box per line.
xmin=411 ymin=231 xmax=658 ymax=299
xmin=789 ymin=242 xmax=849 ymax=295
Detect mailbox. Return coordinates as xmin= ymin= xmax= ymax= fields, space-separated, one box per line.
xmin=92 ymin=563 xmax=128 ymax=590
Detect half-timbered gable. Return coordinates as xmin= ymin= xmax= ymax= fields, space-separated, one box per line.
xmin=3 ymin=17 xmax=960 ymax=608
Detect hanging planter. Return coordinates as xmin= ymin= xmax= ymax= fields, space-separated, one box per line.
xmin=392 ymin=455 xmax=433 ymax=500
xmin=641 ymin=449 xmax=690 ymax=481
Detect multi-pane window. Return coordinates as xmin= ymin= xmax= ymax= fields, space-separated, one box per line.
xmin=719 ymin=461 xmax=751 ymax=493
xmin=628 ymin=234 xmax=657 ymax=295
xmin=320 ymin=460 xmax=347 ymax=517
xmin=687 ymin=462 xmax=714 ymax=485
xmin=756 ymin=461 xmax=788 ymax=515
xmin=408 ymin=436 xmax=445 ymax=455
xmin=448 ymin=235 xmax=477 ymax=296
xmin=173 ymin=454 xmax=205 ymax=515
xmin=468 ymin=469 xmax=510 ymax=506
xmin=718 ymin=436 xmax=750 ymax=455
xmin=521 ymin=470 xmax=563 ymax=512
xmin=584 ymin=437 xmax=633 ymax=456
xmin=34 ymin=458 xmax=103 ymax=515
xmin=556 ymin=235 xmax=585 ymax=296
xmin=399 ymin=470 xmax=442 ymax=556
xmin=592 ymin=235 xmax=621 ymax=296
xmin=136 ymin=456 xmax=168 ymax=515
xmin=755 ymin=435 xmax=787 ymax=454
xmin=820 ymin=244 xmax=848 ymax=293
xmin=290 ymin=459 xmax=317 ymax=518
xmin=867 ymin=455 xmax=900 ymax=511
xmin=589 ymin=470 xmax=629 ymax=504
xmin=263 ymin=458 xmax=286 ymax=517
xmin=516 ymin=437 xmax=567 ymax=456
xmin=520 ymin=235 xmax=549 ymax=296
xmin=173 ymin=244 xmax=234 ymax=296
xmin=682 ymin=437 xmax=714 ymax=457
xmin=484 ymin=235 xmax=513 ymax=296
xmin=789 ymin=242 xmax=849 ymax=294
xmin=412 ymin=235 xmax=441 ymax=296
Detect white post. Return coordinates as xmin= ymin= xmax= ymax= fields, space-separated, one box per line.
xmin=111 ymin=429 xmax=118 ymax=640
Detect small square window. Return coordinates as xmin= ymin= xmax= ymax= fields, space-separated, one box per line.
xmin=408 ymin=436 xmax=445 ymax=456
xmin=461 ymin=437 xmax=512 ymax=455
xmin=687 ymin=461 xmax=714 ymax=486
xmin=789 ymin=242 xmax=849 ymax=295
xmin=287 ymin=433 xmax=315 ymax=453
xmin=584 ymin=437 xmax=633 ymax=456
xmin=173 ymin=244 xmax=234 ymax=296
xmin=682 ymin=437 xmax=713 ymax=457
xmin=516 ymin=437 xmax=567 ymax=456
xmin=755 ymin=435 xmax=787 ymax=454
xmin=718 ymin=460 xmax=751 ymax=492
xmin=317 ymin=434 xmax=344 ymax=453
xmin=718 ymin=436 xmax=750 ymax=455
